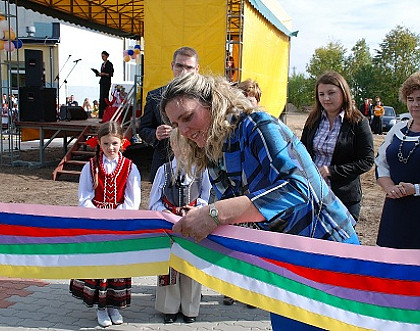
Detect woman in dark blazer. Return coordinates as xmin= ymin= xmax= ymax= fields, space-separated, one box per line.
xmin=301 ymin=71 xmax=374 ymax=222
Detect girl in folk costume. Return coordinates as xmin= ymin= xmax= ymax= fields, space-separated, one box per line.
xmin=70 ymin=121 xmax=141 ymax=327
xmin=149 ymin=128 xmax=211 ymax=324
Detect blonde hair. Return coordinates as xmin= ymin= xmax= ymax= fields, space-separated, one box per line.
xmin=236 ymin=79 xmax=262 ymax=102
xmin=399 ymin=71 xmax=420 ymax=104
xmin=169 ymin=128 xmax=186 ymax=182
xmin=160 ymin=73 xmax=255 ymax=174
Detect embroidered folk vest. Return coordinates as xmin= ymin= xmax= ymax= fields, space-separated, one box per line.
xmin=161 ymin=162 xmax=203 ymax=215
xmin=90 ymin=152 xmax=132 ymax=209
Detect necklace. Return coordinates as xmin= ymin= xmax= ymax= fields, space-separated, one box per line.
xmin=397 ymin=120 xmax=420 ymax=164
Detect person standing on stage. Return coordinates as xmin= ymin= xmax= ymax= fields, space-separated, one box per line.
xmin=97 ymin=51 xmax=114 ymax=119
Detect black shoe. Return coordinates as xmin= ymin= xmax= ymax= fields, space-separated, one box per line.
xmin=164 ymin=313 xmax=178 ymax=324
xmin=223 ymin=295 xmax=234 ymax=305
xmin=183 ymin=315 xmax=196 ymax=323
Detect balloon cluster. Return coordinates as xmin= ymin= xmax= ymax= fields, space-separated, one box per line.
xmin=123 ymin=44 xmax=141 ymax=62
xmin=0 ymin=14 xmax=23 ymax=52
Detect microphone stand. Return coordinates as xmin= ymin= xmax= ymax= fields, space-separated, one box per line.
xmin=59 ymin=59 xmax=82 ymax=104
xmin=55 ymin=54 xmax=72 ymax=105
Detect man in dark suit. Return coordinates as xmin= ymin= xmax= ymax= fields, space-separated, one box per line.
xmin=138 ymin=47 xmax=200 ymax=182
xmin=358 ymin=98 xmax=372 ymax=121
xmin=97 ymin=51 xmax=114 ymax=119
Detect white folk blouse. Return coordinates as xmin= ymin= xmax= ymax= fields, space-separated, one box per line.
xmin=78 ymin=154 xmax=141 ymax=210
xmin=148 ymin=158 xmax=211 ymax=212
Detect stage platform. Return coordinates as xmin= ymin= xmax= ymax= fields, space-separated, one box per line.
xmin=15 ymin=118 xmax=101 ymax=167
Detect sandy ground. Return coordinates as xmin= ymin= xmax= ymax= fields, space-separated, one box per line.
xmin=0 ymin=111 xmax=385 ymax=245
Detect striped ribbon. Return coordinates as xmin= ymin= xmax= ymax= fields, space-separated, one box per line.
xmin=0 ymin=202 xmax=419 ymax=330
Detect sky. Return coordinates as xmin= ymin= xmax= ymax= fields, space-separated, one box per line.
xmin=58 ymin=24 xmax=124 ymax=105
xmin=278 ymin=0 xmax=420 ymax=75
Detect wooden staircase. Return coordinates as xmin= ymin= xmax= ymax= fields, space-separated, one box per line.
xmin=52 ymin=126 xmax=97 ymax=181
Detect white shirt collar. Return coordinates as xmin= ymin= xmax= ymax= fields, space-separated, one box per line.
xmin=103 ymin=154 xmax=119 ymax=165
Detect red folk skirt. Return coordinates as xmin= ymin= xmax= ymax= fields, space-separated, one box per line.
xmin=70 ymin=278 xmax=131 ymax=309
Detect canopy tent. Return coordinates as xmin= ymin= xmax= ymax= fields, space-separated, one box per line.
xmin=11 ymin=0 xmax=144 ymax=39
xmin=12 ymin=0 xmax=296 ymax=41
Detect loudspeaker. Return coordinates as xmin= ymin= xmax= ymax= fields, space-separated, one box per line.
xmin=25 ymin=49 xmax=43 ymax=87
xmin=59 ymin=106 xmax=88 ymax=121
xmin=19 ymin=87 xmax=57 ymax=122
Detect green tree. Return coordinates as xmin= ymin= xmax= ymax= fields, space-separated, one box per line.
xmin=345 ymin=39 xmax=374 ymax=106
xmin=373 ymin=25 xmax=420 ymax=112
xmin=288 ymin=72 xmax=313 ymax=110
xmin=306 ymin=41 xmax=347 ymax=79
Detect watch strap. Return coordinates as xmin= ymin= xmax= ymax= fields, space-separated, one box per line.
xmin=209 ymin=203 xmax=221 ymax=225
xmin=414 ymin=184 xmax=420 ymax=196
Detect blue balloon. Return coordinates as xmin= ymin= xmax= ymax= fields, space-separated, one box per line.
xmin=12 ymin=39 xmax=23 ymax=49
xmin=134 ymin=44 xmax=141 ymax=49
xmin=127 ymin=49 xmax=134 ymax=56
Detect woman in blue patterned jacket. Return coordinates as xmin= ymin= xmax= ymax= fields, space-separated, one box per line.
xmin=160 ymin=73 xmax=359 ymax=330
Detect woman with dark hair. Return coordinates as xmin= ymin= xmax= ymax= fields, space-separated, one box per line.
xmin=301 ymin=71 xmax=374 ymax=222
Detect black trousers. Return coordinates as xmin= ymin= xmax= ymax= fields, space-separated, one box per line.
xmin=99 ymin=82 xmax=111 ymax=119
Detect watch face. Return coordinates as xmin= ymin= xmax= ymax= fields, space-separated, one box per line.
xmin=210 ymin=208 xmax=217 ymax=217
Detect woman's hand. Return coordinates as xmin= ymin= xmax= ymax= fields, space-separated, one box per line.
xmin=156 ymin=124 xmax=172 ymax=141
xmin=399 ymin=182 xmax=416 ymax=196
xmin=318 ymin=165 xmax=331 ymax=178
xmin=385 ymin=183 xmax=407 ymax=199
xmin=172 ymin=205 xmax=217 ymax=242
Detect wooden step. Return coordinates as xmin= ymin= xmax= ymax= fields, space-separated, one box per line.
xmin=56 ymin=170 xmax=81 ymax=176
xmin=72 ymin=150 xmax=96 ymax=156
xmin=66 ymin=160 xmax=88 ymax=166
xmin=53 ymin=125 xmax=98 ymax=181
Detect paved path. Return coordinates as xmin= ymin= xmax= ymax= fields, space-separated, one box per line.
xmin=0 ymin=277 xmax=271 ymax=330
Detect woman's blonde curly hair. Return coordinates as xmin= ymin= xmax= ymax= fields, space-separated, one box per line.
xmin=160 ymin=73 xmax=255 ymax=175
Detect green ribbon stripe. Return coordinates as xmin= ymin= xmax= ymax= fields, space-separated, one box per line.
xmin=0 ymin=236 xmax=171 ymax=255
xmin=174 ymin=237 xmax=420 ymax=324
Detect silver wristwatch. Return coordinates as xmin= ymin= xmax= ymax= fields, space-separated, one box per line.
xmin=209 ymin=203 xmax=221 ymax=225
xmin=414 ymin=184 xmax=420 ymax=196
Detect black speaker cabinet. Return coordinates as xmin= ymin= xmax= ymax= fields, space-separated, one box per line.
xmin=59 ymin=106 xmax=88 ymax=121
xmin=19 ymin=87 xmax=57 ymax=122
xmin=25 ymin=49 xmax=44 ymax=87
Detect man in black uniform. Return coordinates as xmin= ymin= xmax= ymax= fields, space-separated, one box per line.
xmin=97 ymin=51 xmax=114 ymax=119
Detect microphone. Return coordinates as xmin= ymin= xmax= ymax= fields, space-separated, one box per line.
xmin=73 ymin=59 xmax=82 ymax=63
